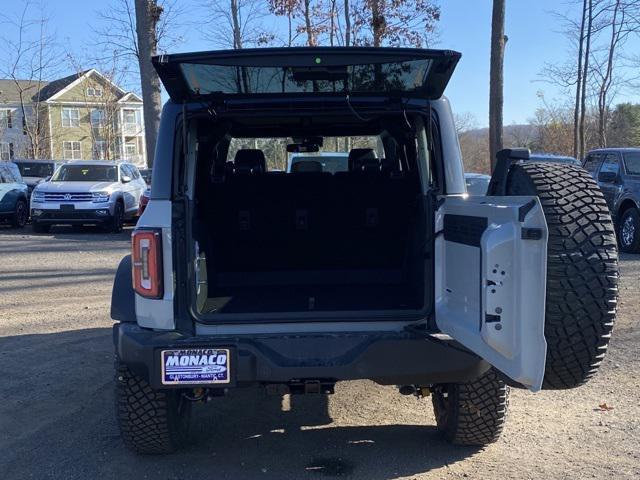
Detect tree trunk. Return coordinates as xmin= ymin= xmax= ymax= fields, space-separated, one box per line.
xmin=303 ymin=0 xmax=316 ymax=46
xmin=489 ymin=0 xmax=506 ymax=172
xmin=573 ymin=0 xmax=587 ymax=158
xmin=371 ymin=0 xmax=384 ymax=47
xmin=579 ymin=0 xmax=593 ymax=159
xmin=134 ymin=0 xmax=163 ymax=168
xmin=230 ymin=0 xmax=242 ymax=49
xmin=329 ymin=0 xmax=336 ymax=46
xmin=598 ymin=0 xmax=622 ymax=148
xmin=344 ymin=0 xmax=351 ymax=46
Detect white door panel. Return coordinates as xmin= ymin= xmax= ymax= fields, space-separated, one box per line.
xmin=435 ymin=195 xmax=548 ymax=391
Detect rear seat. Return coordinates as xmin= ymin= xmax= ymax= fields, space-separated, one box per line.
xmin=206 ymin=147 xmax=417 ymax=277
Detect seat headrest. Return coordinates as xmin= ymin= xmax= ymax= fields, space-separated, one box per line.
xmin=234 ymin=149 xmax=266 ymax=174
xmin=291 ymin=160 xmax=323 ymax=173
xmin=348 ymin=148 xmax=379 ymax=172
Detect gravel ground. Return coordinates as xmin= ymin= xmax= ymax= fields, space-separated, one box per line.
xmin=0 ymin=224 xmax=638 ymax=480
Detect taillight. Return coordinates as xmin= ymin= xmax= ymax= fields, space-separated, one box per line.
xmin=132 ymin=229 xmax=163 ymax=298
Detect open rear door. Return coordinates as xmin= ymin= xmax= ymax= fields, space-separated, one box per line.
xmin=435 ymin=196 xmax=548 ymax=391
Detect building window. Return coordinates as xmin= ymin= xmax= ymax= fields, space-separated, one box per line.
xmin=0 ymin=109 xmax=12 ymax=129
xmin=94 ymin=140 xmax=107 ymax=160
xmin=91 ymin=109 xmax=105 ymax=128
xmin=61 ymin=108 xmax=80 ymax=128
xmin=124 ymin=141 xmax=138 ymax=160
xmin=87 ymin=87 xmax=103 ymax=97
xmin=62 ymin=141 xmax=82 ymax=160
xmin=123 ymin=109 xmax=140 ymax=128
xmin=0 ymin=142 xmax=14 ymax=160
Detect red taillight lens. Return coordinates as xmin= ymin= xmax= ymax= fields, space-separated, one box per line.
xmin=132 ymin=229 xmax=163 ymax=299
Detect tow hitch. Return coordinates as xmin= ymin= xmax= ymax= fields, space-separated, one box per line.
xmin=265 ymin=380 xmax=336 ymax=395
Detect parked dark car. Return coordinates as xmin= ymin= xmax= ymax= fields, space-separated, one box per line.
xmin=0 ymin=162 xmax=29 ymax=228
xmin=583 ymin=148 xmax=640 ymax=252
xmin=13 ymin=159 xmax=65 ymax=197
xmin=529 ymin=153 xmax=581 ymax=166
xmin=464 ymin=172 xmax=490 ymax=195
xmin=138 ymin=168 xmax=152 ymax=186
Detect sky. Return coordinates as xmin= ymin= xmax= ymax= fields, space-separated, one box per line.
xmin=3 ymin=0 xmax=640 ymax=128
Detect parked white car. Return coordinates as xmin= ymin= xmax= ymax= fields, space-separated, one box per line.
xmin=30 ymin=160 xmax=147 ymax=233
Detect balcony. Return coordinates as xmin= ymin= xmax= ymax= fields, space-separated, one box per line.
xmin=121 ymin=123 xmax=143 ymax=136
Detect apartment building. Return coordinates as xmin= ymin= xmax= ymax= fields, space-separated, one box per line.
xmin=0 ymin=70 xmax=145 ymax=165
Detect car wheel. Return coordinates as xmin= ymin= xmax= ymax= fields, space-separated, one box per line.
xmin=506 ymin=162 xmax=618 ymax=389
xmin=11 ymin=199 xmax=28 ymax=228
xmin=432 ymin=369 xmax=509 ymax=446
xmin=617 ymin=208 xmax=640 ymax=253
xmin=32 ymin=221 xmax=50 ymax=234
xmin=111 ymin=202 xmax=124 ymax=233
xmin=115 ymin=358 xmax=191 ymax=454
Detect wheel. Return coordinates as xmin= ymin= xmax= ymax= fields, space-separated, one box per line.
xmin=10 ymin=199 xmax=28 ymax=228
xmin=506 ymin=162 xmax=618 ymax=389
xmin=617 ymin=208 xmax=640 ymax=253
xmin=32 ymin=221 xmax=50 ymax=234
xmin=115 ymin=358 xmax=191 ymax=454
xmin=432 ymin=369 xmax=509 ymax=446
xmin=110 ymin=202 xmax=124 ymax=233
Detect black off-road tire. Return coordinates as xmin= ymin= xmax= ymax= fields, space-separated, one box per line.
xmin=506 ymin=162 xmax=618 ymax=389
xmin=32 ymin=221 xmax=50 ymax=234
xmin=617 ymin=208 xmax=640 ymax=253
xmin=115 ymin=359 xmax=191 ymax=454
xmin=432 ymin=369 xmax=509 ymax=446
xmin=10 ymin=199 xmax=28 ymax=228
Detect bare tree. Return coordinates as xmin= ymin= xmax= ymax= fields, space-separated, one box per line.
xmin=133 ymin=0 xmax=163 ymax=167
xmin=95 ymin=0 xmax=183 ymax=90
xmin=344 ymin=0 xmax=351 ymax=46
xmin=489 ymin=0 xmax=506 ymax=172
xmin=574 ymin=0 xmax=588 ymax=157
xmin=579 ymin=0 xmax=594 ymax=158
xmin=201 ymin=0 xmax=274 ymax=49
xmin=591 ymin=0 xmax=640 ymax=147
xmin=0 ymin=1 xmax=62 ymax=159
xmin=268 ymin=1 xmax=301 ymax=46
xmin=94 ymin=0 xmax=184 ymax=166
xmin=351 ymin=0 xmax=440 ymax=47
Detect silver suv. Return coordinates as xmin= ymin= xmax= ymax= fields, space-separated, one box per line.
xmin=31 ymin=160 xmax=146 ymax=233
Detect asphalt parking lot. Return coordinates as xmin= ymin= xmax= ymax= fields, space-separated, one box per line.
xmin=0 ymin=224 xmax=639 ymax=480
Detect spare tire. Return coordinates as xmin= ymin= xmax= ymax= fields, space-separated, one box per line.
xmin=506 ymin=162 xmax=618 ymax=389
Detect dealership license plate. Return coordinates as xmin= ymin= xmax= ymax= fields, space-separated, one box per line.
xmin=161 ymin=348 xmax=231 ymax=385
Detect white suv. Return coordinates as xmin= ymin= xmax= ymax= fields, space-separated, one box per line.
xmin=31 ymin=160 xmax=147 ymax=233
xmin=111 ymin=47 xmax=618 ymax=454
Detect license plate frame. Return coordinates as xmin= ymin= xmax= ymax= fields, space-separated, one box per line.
xmin=160 ymin=348 xmax=232 ymax=385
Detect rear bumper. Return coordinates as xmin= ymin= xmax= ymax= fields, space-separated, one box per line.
xmin=31 ymin=208 xmax=112 ymax=224
xmin=114 ymin=322 xmax=490 ymax=389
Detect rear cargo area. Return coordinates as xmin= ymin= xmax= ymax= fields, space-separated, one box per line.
xmin=195 ymin=146 xmax=428 ymax=317
xmin=191 ymin=110 xmax=432 ymax=321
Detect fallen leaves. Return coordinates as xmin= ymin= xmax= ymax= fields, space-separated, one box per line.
xmin=595 ymin=403 xmax=614 ymax=411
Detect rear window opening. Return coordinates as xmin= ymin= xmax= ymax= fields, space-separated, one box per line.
xmin=184 ymin=110 xmax=436 ymax=322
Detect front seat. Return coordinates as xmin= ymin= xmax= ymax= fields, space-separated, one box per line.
xmin=234 ymin=149 xmax=266 ymax=174
xmin=348 ymin=148 xmax=379 ymax=172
